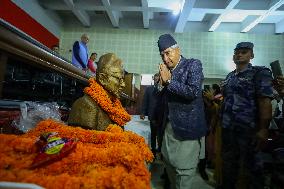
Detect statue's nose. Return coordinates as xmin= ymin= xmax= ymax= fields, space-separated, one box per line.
xmin=120 ymin=80 xmax=126 ymax=88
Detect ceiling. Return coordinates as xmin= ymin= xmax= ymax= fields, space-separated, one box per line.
xmin=39 ymin=0 xmax=284 ymax=34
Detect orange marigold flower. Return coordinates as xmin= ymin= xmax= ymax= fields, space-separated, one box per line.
xmin=83 ymin=78 xmax=131 ymax=126
xmin=105 ymin=124 xmax=123 ymax=133
xmin=0 ymin=120 xmax=153 ymax=189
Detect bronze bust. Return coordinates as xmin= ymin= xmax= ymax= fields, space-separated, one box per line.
xmin=68 ymin=53 xmax=128 ymax=131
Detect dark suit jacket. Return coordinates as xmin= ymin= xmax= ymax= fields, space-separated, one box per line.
xmin=141 ymin=85 xmax=159 ymax=121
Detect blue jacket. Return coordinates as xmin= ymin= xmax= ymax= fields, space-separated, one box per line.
xmin=166 ymin=56 xmax=207 ymax=140
xmin=72 ymin=41 xmax=88 ymax=69
xmin=221 ymin=64 xmax=273 ymax=129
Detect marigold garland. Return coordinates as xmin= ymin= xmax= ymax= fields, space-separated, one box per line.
xmin=83 ymin=78 xmax=131 ymax=126
xmin=23 ymin=120 xmax=153 ymax=162
xmin=105 ymin=124 xmax=124 ymax=133
xmin=0 ymin=120 xmax=153 ymax=189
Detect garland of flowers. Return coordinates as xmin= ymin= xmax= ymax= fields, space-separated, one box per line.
xmin=0 ymin=166 xmax=149 ymax=189
xmin=0 ymin=137 xmax=150 ymax=180
xmin=0 ymin=120 xmax=153 ymax=189
xmin=23 ymin=120 xmax=152 ymax=161
xmin=83 ymin=78 xmax=131 ymax=126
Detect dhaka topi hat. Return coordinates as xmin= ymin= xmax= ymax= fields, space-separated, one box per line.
xmin=234 ymin=42 xmax=254 ymax=50
xmin=158 ymin=34 xmax=177 ymax=52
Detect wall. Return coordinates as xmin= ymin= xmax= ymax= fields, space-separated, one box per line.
xmin=0 ymin=0 xmax=61 ymax=48
xmin=60 ymin=25 xmax=284 ymax=78
xmin=11 ymin=0 xmax=62 ymax=38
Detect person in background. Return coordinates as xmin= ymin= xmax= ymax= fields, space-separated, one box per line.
xmin=203 ymin=84 xmax=224 ymax=186
xmin=273 ymin=75 xmax=284 ymax=97
xmin=140 ymin=73 xmax=161 ymax=158
xmin=154 ymin=80 xmax=171 ymax=189
xmin=220 ymin=42 xmax=273 ymax=189
xmin=273 ymin=75 xmax=284 ymax=130
xmin=200 ymin=83 xmax=223 ymax=181
xmin=87 ymin=52 xmax=98 ymax=76
xmin=158 ymin=34 xmax=207 ymax=189
xmin=203 ymin=84 xmax=223 ymax=161
xmin=51 ymin=44 xmax=60 ymax=54
xmin=72 ymin=34 xmax=89 ymax=71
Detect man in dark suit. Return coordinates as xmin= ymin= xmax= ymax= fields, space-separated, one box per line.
xmin=158 ymin=34 xmax=207 ymax=189
xmin=140 ymin=73 xmax=161 ymax=157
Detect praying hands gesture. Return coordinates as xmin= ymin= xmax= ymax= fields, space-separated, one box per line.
xmin=159 ymin=63 xmax=171 ymax=86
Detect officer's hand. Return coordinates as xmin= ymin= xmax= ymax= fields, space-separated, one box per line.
xmin=256 ymin=128 xmax=269 ymax=140
xmin=140 ymin=115 xmax=145 ymax=120
xmin=255 ymin=128 xmax=269 ymax=151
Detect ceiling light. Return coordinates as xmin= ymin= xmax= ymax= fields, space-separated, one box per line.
xmin=171 ymin=2 xmax=181 ymax=15
xmin=171 ymin=0 xmax=185 ymax=15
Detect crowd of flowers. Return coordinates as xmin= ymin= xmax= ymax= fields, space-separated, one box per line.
xmin=0 ymin=120 xmax=153 ymax=189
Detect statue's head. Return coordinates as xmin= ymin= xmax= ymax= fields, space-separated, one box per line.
xmin=96 ymin=53 xmax=125 ymax=98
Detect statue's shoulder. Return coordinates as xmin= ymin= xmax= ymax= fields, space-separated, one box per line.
xmin=68 ymin=94 xmax=100 ymax=130
xmin=74 ymin=94 xmax=99 ymax=108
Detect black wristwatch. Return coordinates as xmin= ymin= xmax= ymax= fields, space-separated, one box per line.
xmin=165 ymin=79 xmax=171 ymax=85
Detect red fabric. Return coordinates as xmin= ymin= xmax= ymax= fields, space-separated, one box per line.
xmin=0 ymin=0 xmax=59 ymax=48
xmin=87 ymin=59 xmax=96 ymax=73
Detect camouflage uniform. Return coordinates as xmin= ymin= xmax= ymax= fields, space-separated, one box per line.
xmin=221 ymin=63 xmax=273 ymax=189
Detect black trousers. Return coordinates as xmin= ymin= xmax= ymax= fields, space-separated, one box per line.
xmin=150 ymin=121 xmax=162 ymax=153
xmin=221 ymin=128 xmax=264 ymax=189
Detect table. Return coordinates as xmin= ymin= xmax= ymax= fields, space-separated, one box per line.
xmin=124 ymin=115 xmax=151 ymax=146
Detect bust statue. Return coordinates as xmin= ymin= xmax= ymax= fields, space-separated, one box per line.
xmin=68 ymin=53 xmax=130 ymax=131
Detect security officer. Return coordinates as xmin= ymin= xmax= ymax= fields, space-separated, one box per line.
xmin=221 ymin=42 xmax=274 ymax=189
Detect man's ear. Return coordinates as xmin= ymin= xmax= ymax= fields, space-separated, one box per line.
xmin=251 ymin=53 xmax=254 ymax=59
xmin=176 ymin=47 xmax=181 ymax=55
xmin=98 ymin=73 xmax=108 ymax=86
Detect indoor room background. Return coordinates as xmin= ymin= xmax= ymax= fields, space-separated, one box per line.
xmin=60 ymin=25 xmax=284 ymax=86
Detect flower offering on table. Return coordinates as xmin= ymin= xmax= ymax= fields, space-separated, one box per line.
xmin=0 ymin=120 xmax=153 ymax=189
